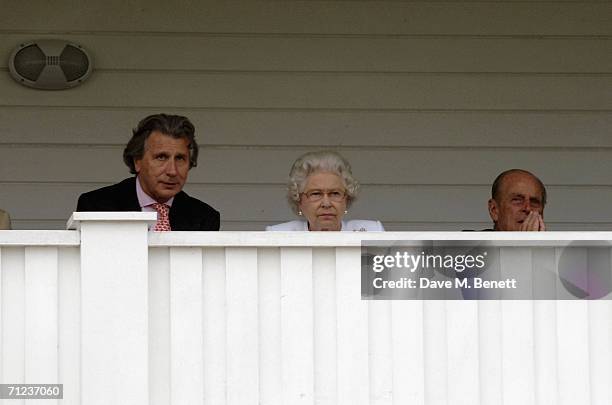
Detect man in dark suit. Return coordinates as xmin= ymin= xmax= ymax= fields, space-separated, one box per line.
xmin=77 ymin=114 xmax=220 ymax=231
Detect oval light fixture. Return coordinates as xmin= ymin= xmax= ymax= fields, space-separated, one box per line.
xmin=8 ymin=39 xmax=93 ymax=90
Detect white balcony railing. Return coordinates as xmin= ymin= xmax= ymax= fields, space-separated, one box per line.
xmin=0 ymin=213 xmax=611 ymax=405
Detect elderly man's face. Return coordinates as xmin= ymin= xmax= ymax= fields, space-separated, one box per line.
xmin=135 ymin=131 xmax=190 ymax=203
xmin=488 ymin=172 xmax=545 ymax=231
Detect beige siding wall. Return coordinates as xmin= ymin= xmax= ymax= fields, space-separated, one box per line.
xmin=0 ymin=1 xmax=611 ymax=230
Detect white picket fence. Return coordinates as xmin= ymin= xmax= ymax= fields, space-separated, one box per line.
xmin=0 ymin=213 xmax=610 ymax=405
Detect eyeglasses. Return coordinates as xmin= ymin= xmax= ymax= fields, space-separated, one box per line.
xmin=301 ymin=189 xmax=346 ymax=202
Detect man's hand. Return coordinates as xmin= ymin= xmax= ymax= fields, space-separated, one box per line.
xmin=519 ymin=211 xmax=546 ymax=231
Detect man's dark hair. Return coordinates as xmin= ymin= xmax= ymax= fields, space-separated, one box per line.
xmin=491 ymin=169 xmax=547 ymax=206
xmin=123 ymin=114 xmax=199 ymax=174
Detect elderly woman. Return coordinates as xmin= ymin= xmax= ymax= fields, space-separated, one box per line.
xmin=266 ymin=151 xmax=384 ymax=231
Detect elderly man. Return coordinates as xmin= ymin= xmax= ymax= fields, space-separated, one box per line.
xmin=487 ymin=169 xmax=547 ymax=231
xmin=77 ymin=114 xmax=220 ymax=231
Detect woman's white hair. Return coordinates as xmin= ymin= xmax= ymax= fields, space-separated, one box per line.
xmin=286 ymin=150 xmax=359 ymax=215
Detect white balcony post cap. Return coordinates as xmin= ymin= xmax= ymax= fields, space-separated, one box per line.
xmin=67 ymin=211 xmax=157 ymax=230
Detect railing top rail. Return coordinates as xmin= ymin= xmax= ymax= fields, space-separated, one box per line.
xmin=0 ymin=230 xmax=80 ymax=246
xmin=148 ymin=231 xmax=612 ymax=247
xmin=3 ymin=228 xmax=612 ymax=248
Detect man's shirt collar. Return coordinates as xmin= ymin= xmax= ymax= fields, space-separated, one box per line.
xmin=135 ymin=176 xmax=174 ymax=209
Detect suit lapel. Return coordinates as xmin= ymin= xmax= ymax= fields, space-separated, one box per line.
xmin=169 ymin=191 xmax=190 ymax=231
xmin=122 ymin=177 xmax=142 ymax=211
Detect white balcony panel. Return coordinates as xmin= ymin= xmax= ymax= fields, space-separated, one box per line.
xmin=502 ymin=299 xmax=536 ymax=405
xmin=58 ymin=247 xmax=80 ymax=405
xmin=0 ymin=244 xmax=80 ymax=403
xmin=0 ymin=248 xmax=2 ymax=382
xmin=258 ymin=248 xmax=282 ymax=405
xmin=312 ymin=248 xmax=337 ymax=405
xmin=585 ymin=249 xmax=612 ymax=404
xmin=169 ymin=247 xmax=204 ymax=405
xmin=202 ymin=247 xmax=228 ymax=405
xmin=336 ymin=247 xmax=369 ymax=405
xmin=369 ymin=300 xmax=392 ymax=405
xmin=24 ymin=246 xmax=59 ymax=405
xmin=1 ymin=247 xmax=25 ymax=384
xmin=557 ymin=300 xmax=591 ymax=405
xmin=423 ymin=300 xmax=447 ymax=405
xmin=391 ymin=300 xmax=425 ymax=405
xmin=500 ymin=249 xmax=535 ymax=405
xmin=556 ymin=248 xmax=591 ymax=405
xmin=0 ymin=248 xmax=2 ymax=383
xmin=280 ymin=247 xmax=314 ymax=405
xmin=589 ymin=301 xmax=612 ymax=404
xmin=2 ymin=227 xmax=612 ymax=405
xmin=226 ymin=247 xmax=259 ymax=404
xmin=478 ymin=299 xmax=503 ymax=404
xmin=78 ymin=219 xmax=150 ymax=405
xmin=149 ymin=247 xmax=171 ymax=405
xmin=532 ymin=249 xmax=559 ymax=405
xmin=446 ymin=301 xmax=480 ymax=405
xmin=533 ymin=298 xmax=559 ymax=405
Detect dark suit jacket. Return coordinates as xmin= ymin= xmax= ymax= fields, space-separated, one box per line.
xmin=76 ymin=177 xmax=220 ymax=231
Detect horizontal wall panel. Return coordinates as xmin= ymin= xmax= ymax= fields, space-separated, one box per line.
xmin=3 ymin=183 xmax=612 ymax=226
xmin=1 ymin=2 xmax=611 ymax=35
xmin=2 ymin=0 xmax=611 ymax=236
xmin=2 ymin=73 xmax=612 ymax=110
xmin=2 ymin=35 xmax=612 ymax=73
xmin=2 ymin=147 xmax=612 ymax=186
xmin=1 ymin=109 xmax=612 ymax=148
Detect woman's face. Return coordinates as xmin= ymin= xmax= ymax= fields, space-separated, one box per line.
xmin=298 ymin=171 xmax=347 ymax=231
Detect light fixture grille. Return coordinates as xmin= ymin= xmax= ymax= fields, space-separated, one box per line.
xmin=13 ymin=44 xmax=46 ymax=81
xmin=60 ymin=45 xmax=90 ymax=82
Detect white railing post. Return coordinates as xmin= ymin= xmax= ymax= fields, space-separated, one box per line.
xmin=68 ymin=212 xmax=155 ymax=405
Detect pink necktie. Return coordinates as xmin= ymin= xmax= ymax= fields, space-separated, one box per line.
xmin=152 ymin=203 xmax=171 ymax=231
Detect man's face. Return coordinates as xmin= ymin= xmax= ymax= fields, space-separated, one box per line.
xmin=134 ymin=131 xmax=190 ymax=203
xmin=488 ymin=172 xmax=545 ymax=231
